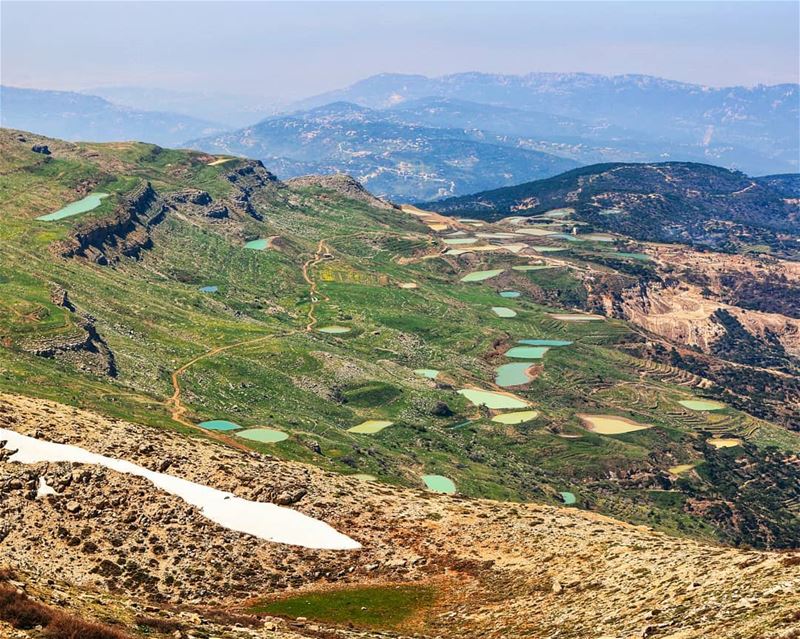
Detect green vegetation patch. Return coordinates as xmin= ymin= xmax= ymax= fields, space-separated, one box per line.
xmin=249 ymin=584 xmax=435 ymax=630
xmin=342 ymin=381 xmax=402 ymax=407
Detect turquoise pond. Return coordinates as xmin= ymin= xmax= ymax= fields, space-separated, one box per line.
xmin=499 ymin=291 xmax=521 ymax=298
xmin=422 ymin=475 xmax=456 ymax=494
xmin=36 ymin=192 xmax=109 ymax=221
xmin=414 ymin=369 xmax=439 ymax=379
xmin=317 ymin=325 xmax=351 ymax=334
xmin=458 ymin=389 xmax=528 ymax=409
xmin=244 ymin=238 xmax=269 ymax=250
xmin=495 ymin=362 xmax=535 ymax=387
xmin=491 ymin=307 xmax=517 ymax=318
xmin=614 ymin=252 xmax=651 ymax=261
xmin=560 ymin=491 xmax=577 ymax=505
xmin=199 ymin=286 xmax=218 ymax=293
xmin=505 ymin=346 xmax=550 ymax=359
xmin=199 ymin=420 xmax=241 ymax=431
xmin=236 ymin=428 xmax=288 ymax=443
xmin=518 ymin=339 xmax=573 ymax=346
xmin=512 ymin=265 xmax=553 ymax=271
xmin=460 ymin=269 xmax=504 ymax=282
xmin=443 ymin=238 xmax=478 ymax=245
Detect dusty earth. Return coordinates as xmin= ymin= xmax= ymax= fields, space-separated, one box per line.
xmin=0 ymin=392 xmax=799 ymax=638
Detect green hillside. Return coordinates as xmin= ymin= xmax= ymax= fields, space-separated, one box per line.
xmin=1 ymin=128 xmax=798 ymax=549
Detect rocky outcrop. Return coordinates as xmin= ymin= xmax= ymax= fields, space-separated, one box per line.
xmin=287 ymin=174 xmax=396 ymax=210
xmin=0 ymin=392 xmax=798 ymax=638
xmin=225 ymin=160 xmax=284 ymax=221
xmin=50 ymin=168 xmax=282 ymax=263
xmin=19 ymin=287 xmax=116 ymax=377
xmin=51 ymin=181 xmax=165 ymax=265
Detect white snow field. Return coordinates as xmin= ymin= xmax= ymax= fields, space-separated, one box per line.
xmin=0 ymin=428 xmax=361 ymax=550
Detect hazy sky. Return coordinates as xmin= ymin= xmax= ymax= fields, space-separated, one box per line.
xmin=2 ymin=1 xmax=798 ymax=101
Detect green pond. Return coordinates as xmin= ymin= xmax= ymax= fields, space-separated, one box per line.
xmin=530 ymin=247 xmax=568 ymax=253
xmin=450 ymin=419 xmax=474 ymax=430
xmin=491 ymin=410 xmax=539 ymax=424
xmin=317 ymin=325 xmax=351 ymax=334
xmin=492 ymin=306 xmax=517 ymax=318
xmin=505 ymin=346 xmax=549 ymax=359
xmin=348 ymin=420 xmax=393 ymax=434
xmin=495 ymin=362 xmax=534 ymax=387
xmin=476 ymin=232 xmax=519 ymax=239
xmin=499 ymin=291 xmax=521 ymax=298
xmin=518 ymin=339 xmax=572 ymax=346
xmin=199 ymin=419 xmax=241 ymax=431
xmin=414 ymin=369 xmax=439 ymax=379
xmin=560 ymin=491 xmax=577 ymax=505
xmin=37 ymin=192 xmax=109 ymax=221
xmin=443 ymin=238 xmax=477 ymax=245
xmin=512 ymin=265 xmax=553 ymax=271
xmin=614 ymin=252 xmax=651 ymax=261
xmin=679 ymin=399 xmax=726 ymax=411
xmin=422 ymin=475 xmax=456 ymax=494
xmin=541 ymin=208 xmax=573 ymax=218
xmin=458 ymin=389 xmax=528 ymax=409
xmin=236 ymin=428 xmax=288 ymax=443
xmin=460 ymin=269 xmax=504 ymax=282
xmin=552 ymin=233 xmax=583 ymax=242
xmin=244 ymin=238 xmax=269 ymax=250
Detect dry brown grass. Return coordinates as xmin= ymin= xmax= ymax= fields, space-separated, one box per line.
xmin=0 ymin=582 xmax=129 ymax=639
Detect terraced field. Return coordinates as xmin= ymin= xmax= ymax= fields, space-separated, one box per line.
xmin=1 ymin=129 xmax=798 ymax=548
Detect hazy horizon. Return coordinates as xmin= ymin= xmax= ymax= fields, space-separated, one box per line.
xmin=2 ymin=1 xmax=798 ymax=104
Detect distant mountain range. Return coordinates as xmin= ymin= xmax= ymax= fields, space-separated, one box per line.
xmin=81 ymin=86 xmax=282 ymax=128
xmin=186 ymin=102 xmax=579 ymax=200
xmin=425 ymin=161 xmax=800 ymax=257
xmin=4 ymin=72 xmax=798 ymax=197
xmin=0 ymin=86 xmax=225 ymax=147
xmin=297 ymin=72 xmax=800 ymax=176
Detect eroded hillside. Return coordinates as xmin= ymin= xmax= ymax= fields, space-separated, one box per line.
xmin=1 ymin=393 xmax=799 ymax=638
xmin=1 ymin=128 xmax=799 ymax=637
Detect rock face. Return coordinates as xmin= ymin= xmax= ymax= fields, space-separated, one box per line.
xmin=51 ymin=161 xmax=285 ymax=264
xmin=0 ymin=392 xmax=798 ymax=638
xmin=19 ymin=287 xmax=116 ymax=377
xmin=52 ymin=181 xmax=165 ymax=265
xmin=287 ymin=173 xmax=396 ymax=209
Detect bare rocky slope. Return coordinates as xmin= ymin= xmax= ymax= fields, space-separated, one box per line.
xmin=1 ymin=392 xmax=799 ymax=638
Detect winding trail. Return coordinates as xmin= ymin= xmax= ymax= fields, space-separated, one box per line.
xmin=167 ymin=237 xmax=335 ymax=436
xmin=302 ymin=239 xmax=331 ymax=332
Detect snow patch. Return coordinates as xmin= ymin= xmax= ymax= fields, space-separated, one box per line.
xmin=36 ymin=476 xmax=57 ymax=498
xmin=0 ymin=428 xmax=360 ymax=550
